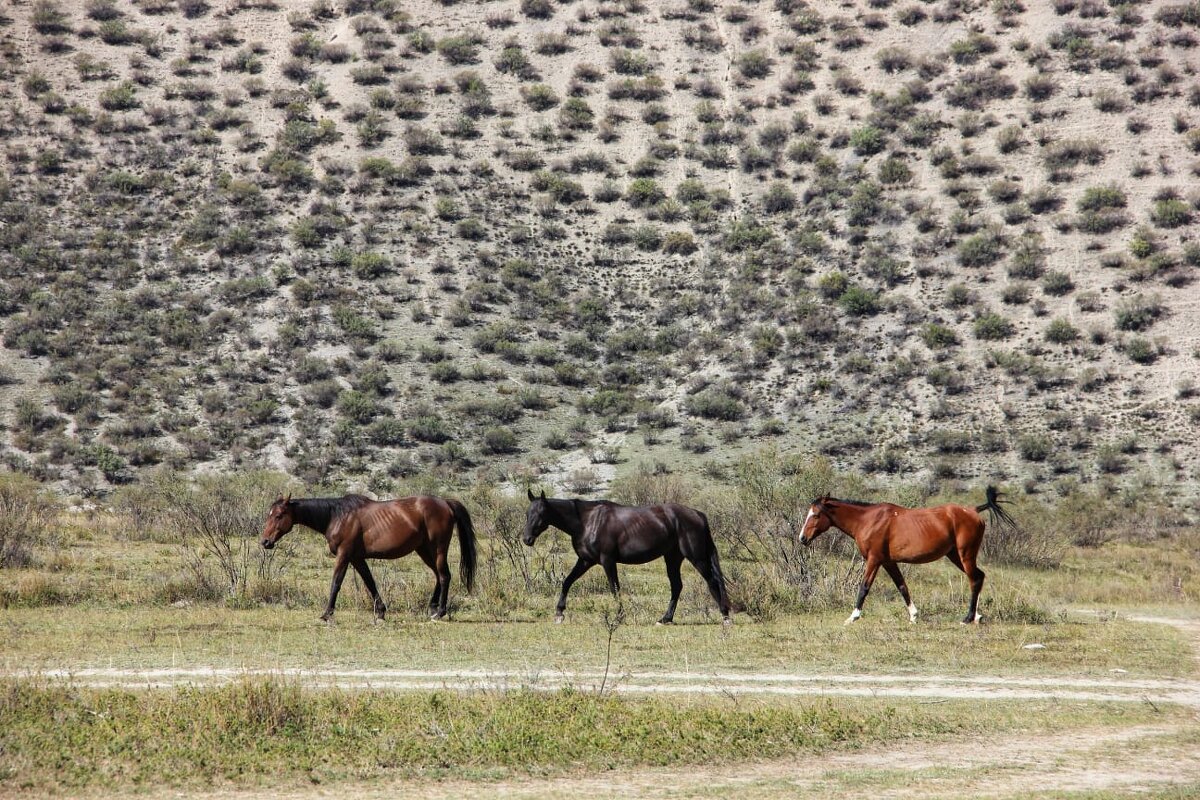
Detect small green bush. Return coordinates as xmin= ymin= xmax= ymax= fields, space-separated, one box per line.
xmin=849 ymin=125 xmax=885 ymax=155
xmin=1150 ymin=198 xmax=1192 ymax=228
xmin=973 ymin=312 xmax=1015 ymax=340
xmin=921 ymin=323 xmax=959 ymax=348
xmin=1044 ymin=318 xmax=1080 ymax=343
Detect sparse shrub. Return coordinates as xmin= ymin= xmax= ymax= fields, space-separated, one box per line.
xmin=738 ymin=49 xmax=773 ymax=79
xmin=99 ymin=81 xmax=139 ymax=111
xmin=1017 ymin=434 xmax=1051 ymax=462
xmin=1123 ymin=336 xmax=1157 ymax=364
xmin=1113 ymin=295 xmax=1163 ymax=331
xmin=1044 ymin=318 xmax=1079 ymax=343
xmin=849 ymin=125 xmax=885 ymax=155
xmin=921 ymin=323 xmax=959 ymax=349
xmin=627 ymin=178 xmax=665 ymax=207
xmin=481 ymin=427 xmax=519 ymax=454
xmin=521 ymin=84 xmax=559 ymax=111
xmin=957 ymin=232 xmax=1005 ymax=268
xmin=974 ymin=312 xmax=1015 ymax=340
xmin=1151 ymin=198 xmax=1192 ymax=228
xmin=0 ymin=474 xmax=58 ymax=569
xmin=686 ymin=387 xmax=745 ymax=421
xmin=837 ymin=286 xmax=881 ymax=316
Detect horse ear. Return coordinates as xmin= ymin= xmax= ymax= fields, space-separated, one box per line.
xmin=540 ymin=489 xmax=546 ymax=500
xmin=284 ymin=493 xmax=292 ymax=504
xmin=527 ymin=488 xmax=535 ymax=501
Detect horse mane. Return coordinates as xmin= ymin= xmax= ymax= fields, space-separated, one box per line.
xmin=819 ymin=497 xmax=881 ymax=508
xmin=292 ymin=494 xmax=373 ymax=532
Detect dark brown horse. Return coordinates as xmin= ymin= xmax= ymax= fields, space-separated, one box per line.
xmin=261 ymin=494 xmax=476 ymax=621
xmin=522 ymin=489 xmax=731 ymax=625
xmin=798 ymin=486 xmax=1014 ymax=625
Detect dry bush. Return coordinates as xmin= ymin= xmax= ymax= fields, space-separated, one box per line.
xmin=139 ymin=471 xmax=293 ymax=599
xmin=0 ymin=474 xmax=59 ymax=568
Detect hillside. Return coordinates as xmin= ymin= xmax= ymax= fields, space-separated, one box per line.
xmin=1 ymin=0 xmax=1199 ymax=502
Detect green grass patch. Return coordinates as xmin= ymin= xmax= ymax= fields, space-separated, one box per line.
xmin=0 ymin=681 xmax=1182 ymax=793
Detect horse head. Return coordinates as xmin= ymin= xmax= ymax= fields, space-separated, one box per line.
xmin=798 ymin=497 xmax=834 ymax=546
xmin=522 ymin=488 xmax=550 ymax=546
xmin=261 ymin=494 xmax=295 ymax=549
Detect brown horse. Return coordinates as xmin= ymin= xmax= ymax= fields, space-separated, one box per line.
xmin=523 ymin=489 xmax=731 ymax=625
xmin=798 ymin=486 xmax=1014 ymax=625
xmin=261 ymin=494 xmax=476 ymax=621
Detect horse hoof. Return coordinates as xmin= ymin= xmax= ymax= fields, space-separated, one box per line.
xmin=722 ymin=617 xmax=732 ymax=627
xmin=554 ymin=614 xmax=564 ymax=624
xmin=657 ymin=619 xmax=673 ymax=626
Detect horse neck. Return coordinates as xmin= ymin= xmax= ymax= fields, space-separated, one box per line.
xmin=548 ymin=498 xmax=586 ymax=538
xmin=824 ymin=501 xmax=868 ymax=538
xmin=290 ymin=499 xmax=334 ymax=536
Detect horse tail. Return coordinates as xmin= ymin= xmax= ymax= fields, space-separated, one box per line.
xmin=701 ymin=512 xmax=731 ymax=616
xmin=447 ymin=499 xmax=476 ymax=593
xmin=974 ymin=485 xmax=1017 ymax=532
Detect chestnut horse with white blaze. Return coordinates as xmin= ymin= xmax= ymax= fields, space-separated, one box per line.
xmin=798 ymin=486 xmax=1015 ymax=625
xmin=261 ymin=494 xmax=476 ymax=621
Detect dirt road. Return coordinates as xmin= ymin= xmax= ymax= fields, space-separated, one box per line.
xmin=12 ymin=664 xmax=1200 ymax=708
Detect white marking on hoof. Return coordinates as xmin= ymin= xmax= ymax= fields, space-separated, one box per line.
xmin=908 ymin=604 xmax=919 ymax=624
xmin=554 ymin=614 xmax=564 ymax=624
xmin=844 ymin=609 xmax=862 ymax=625
xmin=973 ymin=612 xmax=983 ymax=624
xmin=722 ymin=616 xmax=732 ymax=627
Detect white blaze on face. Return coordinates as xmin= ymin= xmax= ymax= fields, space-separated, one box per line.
xmin=800 ymin=507 xmax=816 ymax=541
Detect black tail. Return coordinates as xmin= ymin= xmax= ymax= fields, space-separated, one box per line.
xmin=975 ymin=485 xmax=1017 ymax=531
xmin=447 ymin=499 xmax=476 ymax=593
xmin=701 ymin=513 xmax=731 ymax=618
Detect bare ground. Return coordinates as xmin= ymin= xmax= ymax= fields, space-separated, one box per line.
xmin=11 ymin=665 xmax=1200 ymax=708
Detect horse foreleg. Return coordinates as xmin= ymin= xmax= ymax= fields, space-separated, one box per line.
xmin=556 ymin=557 xmax=593 ymax=623
xmin=352 ymin=559 xmax=386 ymax=622
xmin=883 ymin=562 xmax=917 ymax=624
xmin=321 ymin=552 xmax=351 ymax=622
xmin=846 ymin=558 xmax=881 ymax=625
xmin=659 ymin=553 xmax=684 ymax=625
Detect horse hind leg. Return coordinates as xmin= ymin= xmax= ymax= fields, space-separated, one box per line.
xmin=432 ymin=549 xmax=451 ymax=621
xmin=417 ymin=547 xmax=440 ymax=616
xmin=352 ymin=559 xmax=387 ymax=623
xmin=659 ymin=552 xmax=684 ymax=625
xmin=946 ymin=548 xmax=985 ymax=624
xmin=883 ymin=562 xmax=917 ymax=624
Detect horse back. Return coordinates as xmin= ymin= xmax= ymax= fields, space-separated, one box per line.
xmin=357 ymin=495 xmax=453 ymax=558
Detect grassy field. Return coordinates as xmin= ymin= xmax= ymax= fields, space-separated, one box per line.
xmin=2 ymin=485 xmax=1197 ymax=680
xmin=0 ymin=681 xmax=1186 ymax=795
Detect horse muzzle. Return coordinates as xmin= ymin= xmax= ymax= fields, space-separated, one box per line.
xmin=261 ymin=538 xmax=276 ymax=550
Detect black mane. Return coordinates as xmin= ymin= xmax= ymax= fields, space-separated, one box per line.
xmin=291 ymin=494 xmax=373 ymax=533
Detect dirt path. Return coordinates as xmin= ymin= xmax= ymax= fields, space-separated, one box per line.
xmin=11 ymin=665 xmax=1200 ymax=707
